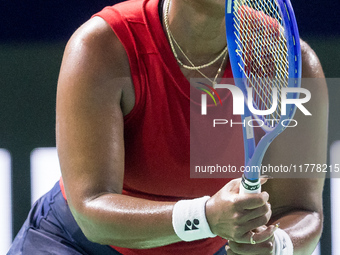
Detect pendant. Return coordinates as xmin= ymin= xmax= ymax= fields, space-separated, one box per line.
xmin=212 ymin=81 xmax=216 ymax=96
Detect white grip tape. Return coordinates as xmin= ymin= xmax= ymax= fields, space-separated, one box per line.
xmin=239 ymin=177 xmax=261 ymax=194
xmin=274 ymin=228 xmax=294 ymax=255
xmin=172 ymin=196 xmax=216 ymax=242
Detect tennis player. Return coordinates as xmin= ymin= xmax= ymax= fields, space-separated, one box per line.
xmin=8 ymin=0 xmax=328 ymax=254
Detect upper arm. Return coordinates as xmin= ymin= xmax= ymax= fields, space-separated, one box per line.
xmin=262 ymin=40 xmax=328 ymax=215
xmin=56 ymin=17 xmax=132 ymax=211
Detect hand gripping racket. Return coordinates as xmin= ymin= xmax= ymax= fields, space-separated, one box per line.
xmin=225 ymin=0 xmax=302 ymax=193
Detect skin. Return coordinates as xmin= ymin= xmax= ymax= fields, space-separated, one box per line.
xmin=56 ymin=0 xmax=328 ymax=253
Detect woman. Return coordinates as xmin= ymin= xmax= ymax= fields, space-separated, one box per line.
xmin=9 ymin=0 xmax=327 ymax=254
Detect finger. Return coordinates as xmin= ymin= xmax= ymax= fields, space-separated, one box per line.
xmin=259 ymin=175 xmax=273 ymax=185
xmin=225 ymin=245 xmax=240 ymax=255
xmin=264 ymin=204 xmax=272 ymax=224
xmin=234 ymin=192 xmax=269 ymax=210
xmin=235 ymin=214 xmax=273 ymax=241
xmin=234 ymin=224 xmax=277 ymax=245
xmin=229 ymin=207 xmax=272 ymax=239
xmin=225 ymin=245 xmax=236 ymax=255
xmin=240 ymin=202 xmax=271 ymax=222
xmin=228 ymin=237 xmax=275 ymax=254
xmin=225 ymin=245 xmax=232 ymax=254
xmin=240 ymin=212 xmax=272 ymax=233
xmin=252 ymin=224 xmax=279 ymax=243
xmin=253 ymin=225 xmax=268 ymax=233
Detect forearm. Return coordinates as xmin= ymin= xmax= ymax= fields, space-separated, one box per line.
xmin=270 ymin=209 xmax=323 ymax=255
xmin=70 ymin=193 xmax=181 ymax=249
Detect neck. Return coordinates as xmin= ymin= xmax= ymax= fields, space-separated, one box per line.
xmin=163 ymin=0 xmax=226 ymax=59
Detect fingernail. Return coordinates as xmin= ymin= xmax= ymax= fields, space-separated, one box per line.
xmin=260 ymin=175 xmax=274 ymax=179
xmin=263 ymin=192 xmax=270 ymax=201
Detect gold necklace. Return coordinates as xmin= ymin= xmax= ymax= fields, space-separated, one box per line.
xmin=167 ymin=22 xmax=228 ymax=88
xmin=196 ymin=49 xmax=228 ymax=88
xmin=163 ymin=0 xmax=228 ymax=71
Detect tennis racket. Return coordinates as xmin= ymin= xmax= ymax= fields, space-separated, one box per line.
xmin=225 ymin=0 xmax=302 ymax=193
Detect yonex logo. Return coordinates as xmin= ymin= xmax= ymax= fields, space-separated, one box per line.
xmin=185 ymin=219 xmax=200 ymax=231
xmin=282 ymin=237 xmax=287 ymax=249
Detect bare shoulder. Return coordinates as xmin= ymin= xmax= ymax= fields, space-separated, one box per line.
xmin=61 ymin=16 xmax=130 ymax=82
xmin=298 ymin=39 xmax=328 ymax=111
xmin=58 ymin=16 xmax=135 ymax=115
xmin=297 ymin=39 xmax=328 ymax=117
xmin=300 ymin=39 xmax=325 ymax=79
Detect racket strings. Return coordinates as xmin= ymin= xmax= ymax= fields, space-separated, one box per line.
xmin=243 ymin=9 xmax=286 ymax=122
xmin=233 ymin=0 xmax=289 ymax=126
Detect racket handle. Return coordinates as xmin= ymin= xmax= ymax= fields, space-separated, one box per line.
xmin=239 ymin=175 xmax=261 ymax=194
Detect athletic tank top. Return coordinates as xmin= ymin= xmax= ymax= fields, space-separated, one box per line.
xmin=61 ymin=0 xmax=245 ymax=254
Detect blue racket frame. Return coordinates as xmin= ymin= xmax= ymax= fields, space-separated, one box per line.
xmin=225 ymin=0 xmax=302 ymax=186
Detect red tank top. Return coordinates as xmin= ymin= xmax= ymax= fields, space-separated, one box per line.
xmin=61 ymin=0 xmax=245 ymax=254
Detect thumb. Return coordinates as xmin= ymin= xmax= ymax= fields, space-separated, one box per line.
xmin=260 ymin=175 xmax=273 ymax=185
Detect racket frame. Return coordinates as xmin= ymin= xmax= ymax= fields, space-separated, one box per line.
xmin=225 ymin=0 xmax=302 ymax=193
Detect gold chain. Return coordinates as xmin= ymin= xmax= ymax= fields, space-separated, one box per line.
xmin=163 ymin=0 xmax=228 ymax=71
xmin=170 ymin=29 xmax=228 ymax=87
xmin=195 ymin=49 xmax=228 ymax=88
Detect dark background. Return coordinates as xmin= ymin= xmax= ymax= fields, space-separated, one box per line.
xmin=1 ymin=0 xmax=339 ymax=254
xmin=0 ymin=0 xmax=339 ymax=42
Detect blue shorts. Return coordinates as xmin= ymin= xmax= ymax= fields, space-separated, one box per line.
xmin=8 ymin=182 xmax=227 ymax=255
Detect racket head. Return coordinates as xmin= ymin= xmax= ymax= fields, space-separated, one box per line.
xmin=226 ymin=0 xmax=301 ymax=132
xmin=225 ymin=0 xmax=302 ymax=187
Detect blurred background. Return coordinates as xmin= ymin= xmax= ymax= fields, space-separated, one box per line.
xmin=0 ymin=0 xmax=339 ymax=254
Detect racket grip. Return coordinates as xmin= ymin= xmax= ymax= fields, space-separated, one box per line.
xmin=239 ymin=175 xmax=261 ymax=194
